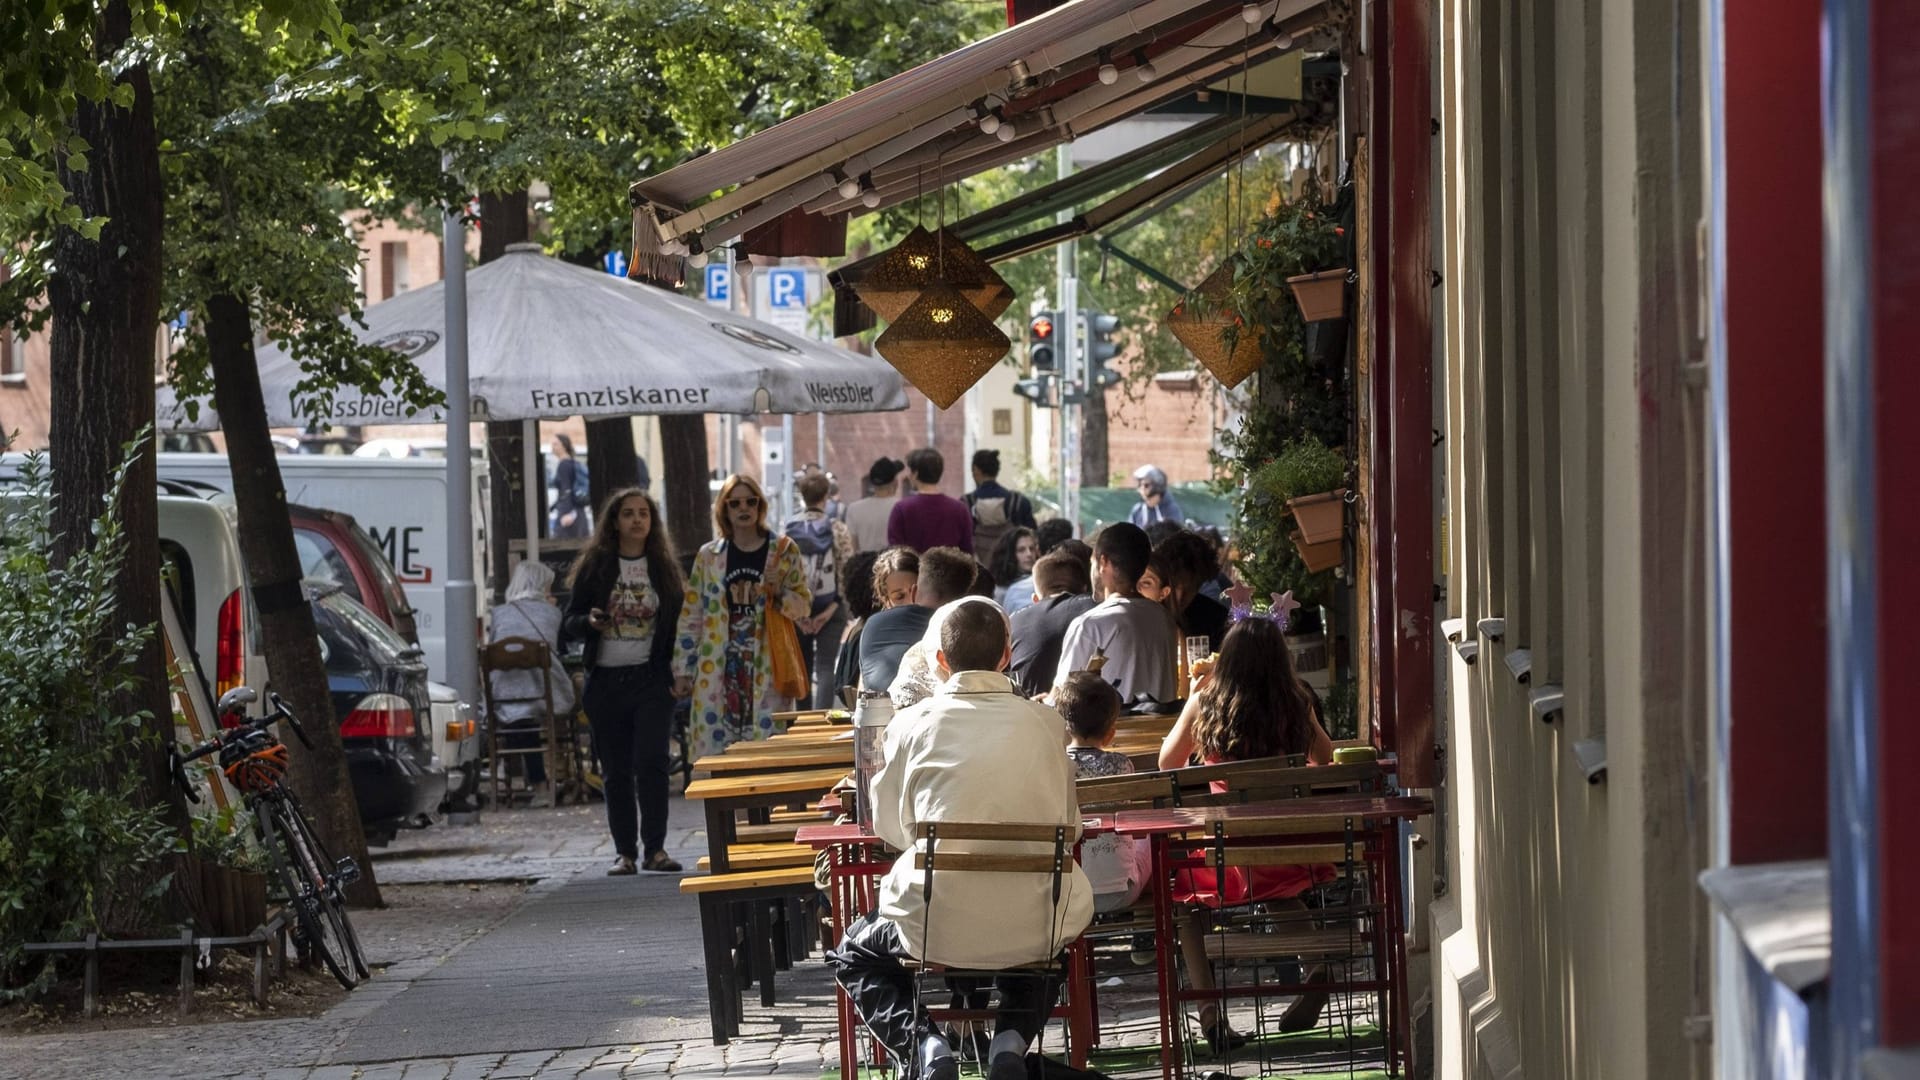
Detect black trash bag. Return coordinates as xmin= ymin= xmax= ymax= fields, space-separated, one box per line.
xmin=1027 ymin=1055 xmax=1115 ymax=1080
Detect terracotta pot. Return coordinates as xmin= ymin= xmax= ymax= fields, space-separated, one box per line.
xmin=1287 ymin=489 xmax=1347 ymax=546
xmin=1292 ymin=530 xmax=1343 ymax=573
xmin=1286 ymin=269 xmax=1348 ymax=322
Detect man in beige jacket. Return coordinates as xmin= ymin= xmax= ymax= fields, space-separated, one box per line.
xmin=829 ymin=601 xmax=1094 ymax=1080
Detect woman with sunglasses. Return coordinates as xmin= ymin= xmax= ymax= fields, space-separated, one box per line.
xmin=673 ymin=474 xmax=813 ymax=759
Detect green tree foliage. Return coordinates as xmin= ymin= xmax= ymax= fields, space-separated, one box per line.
xmin=0 ymin=444 xmax=177 ymax=998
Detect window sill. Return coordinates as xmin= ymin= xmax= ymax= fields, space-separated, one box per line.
xmin=0 ymin=373 xmax=26 ymax=388
xmin=1698 ymin=860 xmax=1829 ymax=993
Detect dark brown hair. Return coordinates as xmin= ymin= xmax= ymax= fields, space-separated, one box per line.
xmin=1032 ymin=548 xmax=1091 ymax=598
xmin=1191 ymin=618 xmax=1316 ymax=763
xmin=796 ymin=472 xmax=831 ymax=506
xmin=938 ymin=600 xmax=1008 ymax=674
xmin=871 ymin=546 xmax=921 ymax=604
xmin=1055 ymin=671 xmax=1122 ymax=742
xmin=568 ymin=488 xmax=684 ymax=601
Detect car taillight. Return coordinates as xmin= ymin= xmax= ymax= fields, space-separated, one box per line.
xmin=341 ymin=693 xmax=416 ymax=738
xmin=216 ymin=589 xmax=245 ymax=726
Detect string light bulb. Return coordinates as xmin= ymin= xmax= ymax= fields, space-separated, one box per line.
xmin=1275 ymin=31 xmax=1294 ymax=48
xmin=862 ymin=189 xmax=882 ymax=209
xmin=996 ymin=118 xmax=1018 ymax=142
xmin=687 ymin=248 xmax=708 ymax=268
xmin=1133 ymin=49 xmax=1157 ymax=82
xmin=979 ymin=110 xmax=1002 ymax=134
xmin=837 ymin=175 xmax=862 ymax=200
xmin=1097 ymin=48 xmax=1118 ymax=85
xmin=1241 ymin=2 xmax=1263 ymax=22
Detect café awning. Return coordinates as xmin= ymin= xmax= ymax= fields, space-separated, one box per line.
xmin=629 ymin=0 xmax=1334 ymax=257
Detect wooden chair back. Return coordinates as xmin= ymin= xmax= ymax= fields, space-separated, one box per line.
xmin=480 ymin=636 xmax=558 ymax=805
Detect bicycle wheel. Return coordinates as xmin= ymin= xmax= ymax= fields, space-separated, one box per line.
xmin=280 ymin=790 xmax=369 ymax=979
xmin=258 ymin=795 xmax=358 ymax=989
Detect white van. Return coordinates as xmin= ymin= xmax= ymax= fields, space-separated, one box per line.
xmin=153 ymin=453 xmax=490 ymax=681
xmin=153 ymin=487 xmax=273 ymax=708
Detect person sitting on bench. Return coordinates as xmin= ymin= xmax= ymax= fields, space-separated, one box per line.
xmin=828 ymin=601 xmax=1094 ymax=1080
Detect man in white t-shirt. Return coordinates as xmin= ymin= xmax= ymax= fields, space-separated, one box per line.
xmin=845 ymin=457 xmax=906 ymax=553
xmin=1051 ymin=522 xmax=1177 ymax=705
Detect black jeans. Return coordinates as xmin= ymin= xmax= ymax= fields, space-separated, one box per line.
xmin=828 ymin=913 xmax=1058 ymax=1075
xmin=583 ymin=660 xmax=674 ymax=860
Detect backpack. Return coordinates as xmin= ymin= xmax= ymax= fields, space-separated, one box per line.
xmin=570 ymin=460 xmax=591 ymax=504
xmin=966 ymin=491 xmax=1025 ymax=564
xmin=783 ymin=515 xmax=840 ymax=615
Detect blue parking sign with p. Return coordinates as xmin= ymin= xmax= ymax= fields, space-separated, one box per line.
xmin=704 ymin=264 xmax=731 ymax=307
xmin=767 ymin=267 xmax=806 ymax=309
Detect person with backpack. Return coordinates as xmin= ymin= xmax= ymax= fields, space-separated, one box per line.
xmin=963 ymin=449 xmax=1037 ymax=565
xmin=785 ymin=472 xmax=857 ymax=708
xmin=550 ymin=433 xmax=592 ymax=539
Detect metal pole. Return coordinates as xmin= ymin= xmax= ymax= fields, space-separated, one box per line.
xmin=1055 ymin=144 xmax=1078 ymax=533
xmin=522 ymin=418 xmax=540 ymax=564
xmin=441 ymin=170 xmax=479 ymax=707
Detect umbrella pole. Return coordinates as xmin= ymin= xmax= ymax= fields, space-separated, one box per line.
xmin=524 ymin=418 xmax=541 ymax=565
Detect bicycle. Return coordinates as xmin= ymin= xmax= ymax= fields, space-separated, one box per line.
xmin=171 ymin=686 xmax=369 ymax=990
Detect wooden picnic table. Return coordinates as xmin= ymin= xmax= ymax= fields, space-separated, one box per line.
xmin=683 ymin=766 xmax=846 ymax=874
xmin=692 ymin=744 xmax=853 ymax=775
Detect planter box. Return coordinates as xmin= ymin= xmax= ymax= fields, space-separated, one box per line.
xmin=1286 ymin=630 xmax=1329 ymax=674
xmin=1292 ymin=531 xmax=1343 ymax=573
xmin=1286 ymin=269 xmax=1348 ymax=322
xmin=1287 ymin=489 xmax=1348 ymax=546
xmin=196 ymin=860 xmax=268 ymax=938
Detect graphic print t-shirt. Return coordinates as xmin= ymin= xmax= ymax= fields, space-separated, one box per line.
xmin=723 ymin=541 xmax=771 ymax=652
xmin=596 ymin=557 xmax=658 ymax=667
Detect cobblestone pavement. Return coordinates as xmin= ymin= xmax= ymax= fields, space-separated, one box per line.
xmin=0 ymin=796 xmax=840 ymax=1080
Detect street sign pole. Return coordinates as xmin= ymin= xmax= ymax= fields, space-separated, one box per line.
xmin=1055 ymin=144 xmax=1081 ymax=535
xmin=441 ymin=161 xmax=478 ymax=707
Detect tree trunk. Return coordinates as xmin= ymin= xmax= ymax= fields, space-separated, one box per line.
xmin=480 ymin=190 xmax=530 ymax=601
xmin=585 ymin=417 xmax=638 ymax=515
xmin=205 ymin=294 xmax=382 ymax=908
xmin=660 ymin=415 xmax=712 ymax=562
xmin=1081 ymin=385 xmax=1111 ymax=489
xmin=46 ymin=0 xmax=189 ymax=921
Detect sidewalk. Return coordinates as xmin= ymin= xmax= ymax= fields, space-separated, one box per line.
xmin=0 ymin=796 xmax=835 ymax=1080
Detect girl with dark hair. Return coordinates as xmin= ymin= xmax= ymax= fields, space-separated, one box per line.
xmin=830 ymin=549 xmax=883 ymax=707
xmin=987 ymin=526 xmax=1040 ymax=611
xmin=563 ymin=488 xmax=685 ymax=874
xmin=1156 ymin=615 xmax=1336 ymax=1047
xmin=673 ymin=474 xmax=812 ymax=759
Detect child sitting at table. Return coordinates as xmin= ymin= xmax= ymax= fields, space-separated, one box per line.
xmin=1056 ymin=672 xmax=1151 ymax=913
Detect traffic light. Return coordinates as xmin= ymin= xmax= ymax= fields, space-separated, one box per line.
xmin=1013 ymin=373 xmax=1055 ymax=408
xmin=1084 ymin=310 xmax=1120 ymax=387
xmin=1029 ymin=311 xmax=1056 ymax=370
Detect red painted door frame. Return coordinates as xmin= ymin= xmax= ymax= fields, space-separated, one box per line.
xmin=1721 ymin=0 xmax=1826 ymax=865
xmin=1367 ymin=0 xmax=1398 ymax=760
xmin=1377 ymin=0 xmax=1435 ymax=788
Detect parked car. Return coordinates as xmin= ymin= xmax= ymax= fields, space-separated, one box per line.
xmin=309 ymin=581 xmax=446 ymax=844
xmin=428 ymin=681 xmax=482 ymax=813
xmin=290 ymin=503 xmax=420 ymax=646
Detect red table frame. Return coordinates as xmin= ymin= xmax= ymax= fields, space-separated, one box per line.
xmin=1110 ymin=795 xmax=1432 ymax=1079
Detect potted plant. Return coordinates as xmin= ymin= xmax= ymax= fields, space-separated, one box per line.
xmin=1228 ymin=196 xmax=1349 ymax=325
xmin=1257 ymin=437 xmax=1348 ymax=548
xmin=1286 ymin=268 xmax=1348 ymax=322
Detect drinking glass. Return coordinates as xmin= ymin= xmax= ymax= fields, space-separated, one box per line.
xmin=1186 ymin=635 xmax=1213 ymax=676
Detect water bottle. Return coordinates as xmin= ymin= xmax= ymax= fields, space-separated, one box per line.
xmin=852 ymin=693 xmax=894 ymax=828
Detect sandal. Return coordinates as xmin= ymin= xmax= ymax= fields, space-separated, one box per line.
xmin=1278 ymin=969 xmax=1332 ymax=1033
xmin=642 ymin=850 xmax=683 ymax=872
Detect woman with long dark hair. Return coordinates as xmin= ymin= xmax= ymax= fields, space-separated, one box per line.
xmin=1157 ymin=615 xmax=1336 ymax=1048
xmin=563 ymin=488 xmax=685 ymax=874
xmin=986 ymin=525 xmax=1039 ymax=611
xmin=673 ymin=474 xmax=812 ymax=758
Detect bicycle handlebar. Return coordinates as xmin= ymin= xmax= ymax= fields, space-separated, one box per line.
xmin=171 ymin=691 xmax=309 ymax=799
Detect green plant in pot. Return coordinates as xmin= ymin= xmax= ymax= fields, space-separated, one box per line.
xmin=1253 ymin=437 xmax=1348 ymax=563
xmin=1230 ymin=196 xmax=1348 ymax=327
xmin=1232 ymin=436 xmax=1347 ymax=617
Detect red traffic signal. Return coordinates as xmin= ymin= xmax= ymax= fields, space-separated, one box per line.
xmin=1029 ymin=315 xmax=1054 ymax=340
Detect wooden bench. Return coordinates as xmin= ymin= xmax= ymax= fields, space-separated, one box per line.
xmin=681 ymin=866 xmax=820 ymax=1043
xmin=696 ymin=842 xmax=817 ymax=872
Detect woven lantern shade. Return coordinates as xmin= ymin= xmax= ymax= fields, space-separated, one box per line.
xmin=931 ymin=227 xmax=1015 ymax=320
xmin=854 ymin=226 xmax=941 ymax=322
xmin=874 ymin=281 xmax=1012 ymax=409
xmin=1166 ymin=262 xmax=1264 ymax=388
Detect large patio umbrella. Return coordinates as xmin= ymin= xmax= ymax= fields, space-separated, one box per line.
xmin=158 ymin=243 xmax=907 ymax=429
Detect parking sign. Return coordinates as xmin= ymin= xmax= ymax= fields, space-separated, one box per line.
xmin=704 ymin=264 xmax=731 ymax=308
xmin=602 ymin=250 xmax=628 ymax=277
xmin=766 ymin=267 xmax=807 ymax=309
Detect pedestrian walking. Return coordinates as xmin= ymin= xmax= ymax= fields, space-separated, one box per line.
xmin=784 ymin=472 xmax=857 ymax=709
xmin=550 ymin=433 xmax=592 ymax=538
xmin=563 ymin=488 xmax=685 ymax=874
xmin=674 ymin=474 xmax=813 ymax=759
xmin=963 ymin=449 xmax=1037 ymax=564
xmin=886 ymin=448 xmax=974 ymax=553
xmin=846 ymin=457 xmax=906 ymax=553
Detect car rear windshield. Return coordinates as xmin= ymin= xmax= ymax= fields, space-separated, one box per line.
xmin=347 ymin=520 xmax=413 ymax=617
xmin=318 ymin=590 xmax=413 ymax=656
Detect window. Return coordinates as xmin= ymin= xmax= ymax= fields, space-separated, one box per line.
xmin=0 ymin=328 xmax=23 ymax=384
xmin=992 ymin=408 xmax=1013 ymax=436
xmin=380 ymin=241 xmax=410 ymax=299
xmin=293 ymin=528 xmax=363 ymax=603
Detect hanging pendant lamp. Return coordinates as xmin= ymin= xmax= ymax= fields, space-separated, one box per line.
xmin=1166 ymin=261 xmax=1264 ymax=388
xmin=930 ymin=227 xmax=1014 ymax=320
xmin=874 ymin=281 xmax=1012 ymax=408
xmin=853 ymin=225 xmax=942 ymax=322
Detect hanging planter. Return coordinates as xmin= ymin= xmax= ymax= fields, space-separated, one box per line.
xmin=1286 ymin=268 xmax=1349 ymax=322
xmin=1291 ymin=530 xmax=1342 ymax=573
xmin=1287 ymin=489 xmax=1347 ymax=546
xmin=1167 ymin=262 xmax=1264 ymax=388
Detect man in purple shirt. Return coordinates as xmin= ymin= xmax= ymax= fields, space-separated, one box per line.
xmin=886 ymin=448 xmax=975 ymax=554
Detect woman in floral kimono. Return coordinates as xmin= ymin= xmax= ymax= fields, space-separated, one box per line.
xmin=672 ymin=474 xmax=813 ymax=760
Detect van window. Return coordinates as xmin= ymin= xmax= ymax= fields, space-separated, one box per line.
xmin=160 ymin=540 xmax=195 ymax=649
xmin=293 ymin=528 xmax=362 ymax=603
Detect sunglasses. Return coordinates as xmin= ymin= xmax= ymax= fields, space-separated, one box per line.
xmin=726 ymin=496 xmax=761 ymax=509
